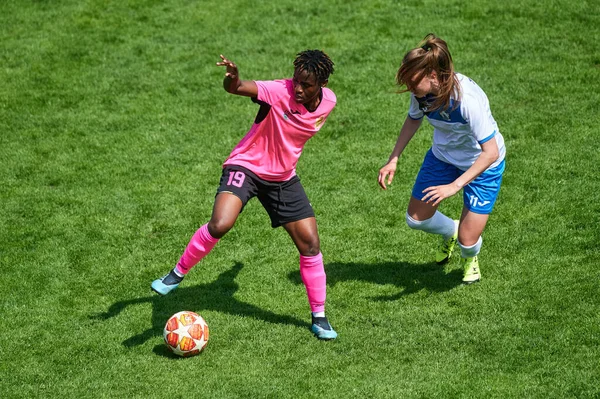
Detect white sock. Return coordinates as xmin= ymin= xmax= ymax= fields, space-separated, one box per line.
xmin=406 ymin=211 xmax=456 ymax=239
xmin=459 ymin=236 xmax=483 ymax=258
xmin=312 ymin=311 xmax=325 ymax=318
xmin=172 ymin=268 xmax=185 ymax=278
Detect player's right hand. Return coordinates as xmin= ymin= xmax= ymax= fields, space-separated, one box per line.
xmin=216 ymin=55 xmax=238 ymax=80
xmin=378 ymin=161 xmax=397 ymax=190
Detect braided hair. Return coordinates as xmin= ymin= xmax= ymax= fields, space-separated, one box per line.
xmin=293 ymin=50 xmax=335 ymax=84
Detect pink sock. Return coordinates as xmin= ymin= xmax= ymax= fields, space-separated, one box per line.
xmin=175 ymin=224 xmax=219 ymax=275
xmin=300 ymin=252 xmax=326 ymax=313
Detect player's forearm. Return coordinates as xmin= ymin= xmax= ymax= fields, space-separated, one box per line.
xmin=453 ymin=145 xmax=499 ymax=189
xmin=223 ymin=78 xmax=258 ymax=97
xmin=388 ymin=117 xmax=421 ymax=163
xmin=223 ymin=75 xmax=240 ymax=93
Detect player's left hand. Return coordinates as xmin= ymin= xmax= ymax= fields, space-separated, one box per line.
xmin=421 ymin=183 xmax=460 ymax=206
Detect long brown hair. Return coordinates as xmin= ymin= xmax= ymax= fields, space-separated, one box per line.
xmin=396 ymin=34 xmax=460 ymax=112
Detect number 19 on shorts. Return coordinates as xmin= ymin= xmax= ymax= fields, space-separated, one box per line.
xmin=227 ymin=171 xmax=246 ymax=188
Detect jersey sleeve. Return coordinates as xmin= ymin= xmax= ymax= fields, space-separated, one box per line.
xmin=408 ymin=94 xmax=424 ymax=120
xmin=462 ymin=94 xmax=497 ymax=144
xmin=255 ymin=80 xmax=287 ymax=106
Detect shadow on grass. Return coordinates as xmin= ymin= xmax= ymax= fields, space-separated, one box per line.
xmin=92 ymin=262 xmax=310 ymax=351
xmin=289 ymin=260 xmax=463 ymax=301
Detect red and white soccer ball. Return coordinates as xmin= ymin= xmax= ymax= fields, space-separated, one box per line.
xmin=163 ymin=311 xmax=209 ymax=357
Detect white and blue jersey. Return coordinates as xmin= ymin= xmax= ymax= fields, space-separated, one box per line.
xmin=408 ymin=73 xmax=505 ymax=171
xmin=409 ymin=73 xmax=506 ymax=214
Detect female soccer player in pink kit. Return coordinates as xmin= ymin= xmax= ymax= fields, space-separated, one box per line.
xmin=379 ymin=34 xmax=506 ymax=284
xmin=152 ymin=51 xmax=337 ymax=340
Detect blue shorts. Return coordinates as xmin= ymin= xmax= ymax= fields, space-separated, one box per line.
xmin=411 ymin=149 xmax=505 ymax=214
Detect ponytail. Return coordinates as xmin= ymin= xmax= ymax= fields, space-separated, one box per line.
xmin=396 ymin=34 xmax=461 ymax=111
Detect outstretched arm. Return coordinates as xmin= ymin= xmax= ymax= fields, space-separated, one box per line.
xmin=216 ymin=54 xmax=258 ymax=97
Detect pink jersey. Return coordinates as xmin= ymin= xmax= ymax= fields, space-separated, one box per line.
xmin=223 ymin=79 xmax=336 ymax=181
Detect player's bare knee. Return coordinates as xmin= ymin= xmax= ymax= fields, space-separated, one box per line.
xmin=301 ymin=238 xmax=320 ymax=257
xmin=458 ymin=235 xmax=478 ymax=247
xmin=304 ymin=247 xmax=320 ymax=257
xmin=208 ymin=219 xmax=233 ymax=238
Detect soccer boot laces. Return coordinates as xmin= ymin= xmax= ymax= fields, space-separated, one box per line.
xmin=461 ymin=256 xmax=481 ymax=284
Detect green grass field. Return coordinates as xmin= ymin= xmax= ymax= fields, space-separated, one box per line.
xmin=1 ymin=0 xmax=599 ymax=397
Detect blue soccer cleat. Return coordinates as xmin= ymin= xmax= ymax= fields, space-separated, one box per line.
xmin=311 ymin=316 xmax=338 ymax=340
xmin=151 ymin=270 xmax=183 ymax=296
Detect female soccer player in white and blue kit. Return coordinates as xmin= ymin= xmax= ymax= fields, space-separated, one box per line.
xmin=378 ymin=34 xmax=506 ymax=284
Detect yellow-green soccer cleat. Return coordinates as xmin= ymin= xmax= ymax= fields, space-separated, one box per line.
xmin=436 ymin=220 xmax=459 ymax=264
xmin=461 ymin=256 xmax=481 ymax=284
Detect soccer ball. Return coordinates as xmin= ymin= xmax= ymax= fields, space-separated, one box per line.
xmin=163 ymin=311 xmax=209 ymax=357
